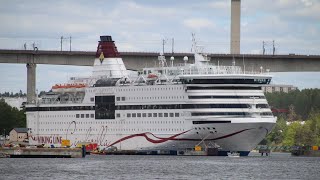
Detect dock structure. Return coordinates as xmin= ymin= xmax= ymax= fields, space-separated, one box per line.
xmin=0 ymin=147 xmax=85 ymax=158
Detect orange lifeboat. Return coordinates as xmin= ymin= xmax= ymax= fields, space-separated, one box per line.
xmin=51 ymin=83 xmax=87 ymax=89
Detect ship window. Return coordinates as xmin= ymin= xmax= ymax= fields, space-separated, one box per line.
xmin=164 ymin=113 xmax=168 ymax=117
xmin=153 ymin=113 xmax=157 ymax=117
xmin=76 ymin=114 xmax=79 ymax=118
xmin=175 ymin=113 xmax=179 ymax=117
xmin=95 ymin=96 xmax=115 ymax=119
xmin=137 ymin=113 xmax=141 ymax=117
xmin=159 ymin=113 xmax=163 ymax=117
xmin=91 ymin=114 xmax=94 ymax=118
xmin=132 ymin=113 xmax=136 ymax=118
xmin=122 ymin=97 xmax=125 ymax=101
xmin=256 ymin=104 xmax=269 ymax=108
xmin=81 ymin=114 xmax=84 ymax=118
xmin=86 ymin=114 xmax=89 ymax=118
xmin=116 ymin=113 xmax=120 ymax=118
xmin=117 ymin=97 xmax=120 ymax=101
xmin=170 ymin=113 xmax=174 ymax=117
xmin=143 ymin=113 xmax=146 ymax=117
xmin=90 ymin=97 xmax=94 ymax=102
xmin=148 ymin=113 xmax=152 ymax=117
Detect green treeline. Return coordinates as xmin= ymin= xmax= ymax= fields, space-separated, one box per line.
xmin=265 ymin=89 xmax=320 ymax=146
xmin=0 ymin=90 xmax=26 ymax=98
xmin=266 ymin=89 xmax=320 ymax=120
xmin=0 ymin=99 xmax=26 ymax=135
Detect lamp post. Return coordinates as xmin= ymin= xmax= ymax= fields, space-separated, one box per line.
xmin=60 ymin=36 xmax=72 ymax=51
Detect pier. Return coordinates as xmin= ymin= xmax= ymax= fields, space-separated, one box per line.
xmin=0 ymin=147 xmax=85 ymax=158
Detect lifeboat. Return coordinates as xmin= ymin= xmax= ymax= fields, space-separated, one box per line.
xmin=51 ymin=83 xmax=87 ymax=92
xmin=147 ymin=73 xmax=158 ymax=79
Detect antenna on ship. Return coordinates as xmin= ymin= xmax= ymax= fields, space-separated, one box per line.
xmin=191 ymin=33 xmax=196 ymax=53
xmin=158 ymin=51 xmax=167 ymax=67
xmin=171 ymin=38 xmax=174 ymax=55
xmin=162 ymin=38 xmax=167 ymax=55
xmin=232 ymin=56 xmax=236 ymax=66
xmin=171 ymin=38 xmax=175 ymax=67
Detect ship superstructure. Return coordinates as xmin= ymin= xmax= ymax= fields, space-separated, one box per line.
xmin=25 ymin=35 xmax=276 ymax=156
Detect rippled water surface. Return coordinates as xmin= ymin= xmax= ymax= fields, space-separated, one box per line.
xmin=0 ymin=153 xmax=319 ymax=180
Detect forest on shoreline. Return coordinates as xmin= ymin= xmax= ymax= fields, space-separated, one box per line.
xmin=264 ymin=89 xmax=320 ymax=146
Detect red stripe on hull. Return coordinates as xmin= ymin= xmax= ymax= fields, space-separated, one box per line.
xmin=107 ymin=128 xmax=253 ymax=147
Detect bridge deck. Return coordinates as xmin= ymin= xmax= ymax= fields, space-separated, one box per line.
xmin=0 ymin=49 xmax=319 ymax=71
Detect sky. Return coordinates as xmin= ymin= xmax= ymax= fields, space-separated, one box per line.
xmin=0 ymin=0 xmax=319 ymax=93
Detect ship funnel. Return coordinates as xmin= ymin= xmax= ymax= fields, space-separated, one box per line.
xmin=93 ymin=35 xmax=128 ymax=79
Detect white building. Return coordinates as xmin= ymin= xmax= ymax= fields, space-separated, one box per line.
xmin=9 ymin=128 xmax=28 ymax=142
xmin=262 ymin=84 xmax=298 ymax=93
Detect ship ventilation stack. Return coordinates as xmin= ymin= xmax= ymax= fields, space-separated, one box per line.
xmin=92 ymin=36 xmax=128 ymax=79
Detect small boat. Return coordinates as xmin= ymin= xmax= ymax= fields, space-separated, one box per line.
xmin=227 ymin=152 xmax=240 ymax=157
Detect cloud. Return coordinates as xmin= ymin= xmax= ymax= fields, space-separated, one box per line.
xmin=0 ymin=0 xmax=320 ymax=91
xmin=183 ymin=18 xmax=215 ymax=30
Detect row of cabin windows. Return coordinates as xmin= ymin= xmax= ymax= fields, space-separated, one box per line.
xmin=27 ymin=103 xmax=269 ymax=112
xmin=127 ymin=96 xmax=185 ymax=100
xmin=187 ymin=86 xmax=262 ymax=90
xmin=40 ymin=114 xmax=75 ymax=118
xmin=192 ymin=112 xmax=273 ymax=116
xmin=116 ymin=97 xmax=126 ymax=101
xmin=39 ymin=127 xmax=185 ymax=132
xmin=40 ymin=121 xmax=105 ymax=125
xmin=118 ymin=86 xmax=183 ymax=92
xmin=76 ymin=114 xmax=94 ymax=118
xmin=260 ymin=112 xmax=274 ymax=116
xmin=182 ymin=78 xmax=271 ymax=84
xmin=39 ymin=120 xmax=184 ymax=125
xmin=116 ymin=104 xmax=268 ymax=110
xmin=194 ymin=127 xmax=217 ymax=131
xmin=192 ymin=112 xmax=250 ymax=116
xmin=26 ymin=106 xmax=95 ymax=111
xmin=125 ymin=113 xmax=179 ymax=118
xmin=188 ymin=96 xmax=265 ymax=99
xmin=87 ymin=86 xmax=183 ymax=93
xmin=115 ymin=96 xmax=185 ymax=101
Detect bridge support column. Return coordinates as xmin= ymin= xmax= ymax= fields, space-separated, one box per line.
xmin=26 ymin=63 xmax=36 ymax=104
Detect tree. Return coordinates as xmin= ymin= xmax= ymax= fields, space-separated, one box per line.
xmin=266 ymin=116 xmax=287 ymax=145
xmin=283 ymin=122 xmax=301 ymax=146
xmin=294 ymin=121 xmax=315 ymax=146
xmin=287 ymin=105 xmax=300 ymax=122
xmin=0 ymin=99 xmax=26 ymax=135
xmin=308 ymin=110 xmax=320 ymax=146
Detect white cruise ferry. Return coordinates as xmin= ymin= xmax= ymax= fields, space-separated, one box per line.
xmin=26 ymin=35 xmax=276 ymax=156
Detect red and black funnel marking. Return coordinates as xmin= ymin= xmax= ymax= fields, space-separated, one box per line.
xmin=95 ymin=36 xmax=120 ymax=59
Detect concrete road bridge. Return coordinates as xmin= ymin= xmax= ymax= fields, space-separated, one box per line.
xmin=0 ymin=49 xmax=320 ymax=103
xmin=1 ymin=49 xmax=320 ymax=71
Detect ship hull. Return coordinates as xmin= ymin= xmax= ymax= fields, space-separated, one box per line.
xmin=28 ymin=118 xmax=276 ymax=156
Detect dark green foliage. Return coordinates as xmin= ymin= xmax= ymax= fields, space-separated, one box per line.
xmin=266 ymin=89 xmax=320 ymax=120
xmin=264 ymin=89 xmax=320 ymax=146
xmin=0 ymin=99 xmax=26 ymax=135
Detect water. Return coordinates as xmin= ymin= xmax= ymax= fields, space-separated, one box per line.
xmin=0 ymin=153 xmax=319 ymax=180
